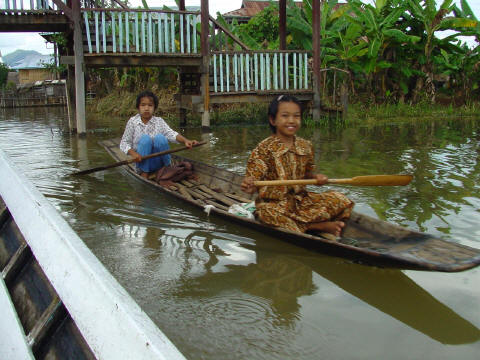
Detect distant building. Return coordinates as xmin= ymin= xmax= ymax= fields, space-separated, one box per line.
xmin=8 ymin=53 xmax=54 ymax=84
xmin=222 ymin=0 xmax=303 ymax=24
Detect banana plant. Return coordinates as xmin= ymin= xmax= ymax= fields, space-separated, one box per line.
xmin=407 ymin=0 xmax=478 ymax=102
xmin=345 ymin=0 xmax=420 ymax=74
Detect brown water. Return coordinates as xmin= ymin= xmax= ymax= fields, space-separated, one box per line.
xmin=1 ymin=106 xmax=479 ymax=359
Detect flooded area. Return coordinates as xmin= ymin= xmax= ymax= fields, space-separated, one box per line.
xmin=0 ymin=106 xmax=479 ymax=359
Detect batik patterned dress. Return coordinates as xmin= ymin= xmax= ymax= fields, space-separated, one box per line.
xmin=245 ymin=135 xmax=354 ymax=233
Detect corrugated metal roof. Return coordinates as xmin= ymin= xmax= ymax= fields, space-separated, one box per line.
xmin=9 ymin=53 xmax=52 ymax=70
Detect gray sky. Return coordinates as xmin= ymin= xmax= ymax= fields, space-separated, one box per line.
xmin=0 ymin=0 xmax=478 ymax=57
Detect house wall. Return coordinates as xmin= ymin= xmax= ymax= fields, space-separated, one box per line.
xmin=18 ymin=69 xmax=53 ymax=84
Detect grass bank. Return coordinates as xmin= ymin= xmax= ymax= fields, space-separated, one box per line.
xmin=88 ymin=88 xmax=480 ymax=128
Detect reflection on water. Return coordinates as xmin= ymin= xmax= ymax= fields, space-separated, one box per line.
xmin=0 ymin=107 xmax=479 ymax=359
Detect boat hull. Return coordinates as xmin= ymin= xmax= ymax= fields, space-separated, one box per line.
xmin=99 ymin=139 xmax=480 ymax=272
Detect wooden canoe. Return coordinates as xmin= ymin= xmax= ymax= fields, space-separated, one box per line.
xmin=99 ymin=138 xmax=480 ymax=272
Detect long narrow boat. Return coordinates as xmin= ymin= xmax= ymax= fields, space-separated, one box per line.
xmin=99 ymin=138 xmax=480 ymax=272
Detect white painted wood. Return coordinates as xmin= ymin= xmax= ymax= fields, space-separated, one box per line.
xmin=246 ymin=53 xmax=250 ymax=91
xmin=94 ymin=12 xmax=99 ymax=53
xmin=186 ymin=15 xmax=191 ymax=53
xmin=193 ymin=15 xmax=197 ymax=53
xmin=148 ymin=13 xmax=153 ymax=53
xmin=219 ymin=53 xmax=224 ymax=92
xmin=0 ymin=278 xmax=34 ymax=360
xmin=180 ymin=14 xmax=184 ymax=53
xmin=170 ymin=13 xmax=175 ymax=53
xmin=125 ymin=12 xmax=130 ymax=52
xmin=253 ymin=53 xmax=258 ymax=90
xmin=264 ymin=53 xmax=271 ymax=90
xmin=164 ymin=14 xmax=169 ymax=52
xmin=226 ymin=54 xmax=230 ymax=92
xmin=158 ymin=16 xmax=163 ymax=52
xmin=304 ymin=53 xmax=308 ymax=88
xmin=279 ymin=53 xmax=283 ymax=89
xmin=273 ymin=53 xmax=278 ymax=90
xmin=260 ymin=53 xmax=264 ymax=90
xmin=0 ymin=151 xmax=186 ymax=360
xmin=102 ymin=12 xmax=106 ymax=53
xmin=111 ymin=12 xmax=116 ymax=53
xmin=234 ymin=54 xmax=238 ymax=91
xmin=285 ymin=53 xmax=289 ymax=89
xmin=135 ymin=13 xmax=140 ymax=52
xmin=119 ymin=11 xmax=123 ymax=52
xmin=213 ymin=54 xmax=217 ymax=92
xmin=293 ymin=52 xmax=297 ymax=89
xmin=83 ymin=12 xmax=92 ymax=53
xmin=240 ymin=53 xmax=245 ymax=91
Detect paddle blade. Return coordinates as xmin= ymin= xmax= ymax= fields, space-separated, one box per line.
xmin=329 ymin=175 xmax=413 ymax=186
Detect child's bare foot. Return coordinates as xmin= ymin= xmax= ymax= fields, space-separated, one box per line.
xmin=307 ymin=221 xmax=345 ymax=237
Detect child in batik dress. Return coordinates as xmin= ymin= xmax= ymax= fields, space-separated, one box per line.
xmin=241 ymin=95 xmax=354 ymax=237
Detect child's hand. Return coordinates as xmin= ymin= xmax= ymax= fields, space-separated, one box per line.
xmin=128 ymin=150 xmax=142 ymax=163
xmin=184 ymin=139 xmax=198 ymax=149
xmin=241 ymin=176 xmax=257 ymax=194
xmin=315 ymin=173 xmax=328 ymax=185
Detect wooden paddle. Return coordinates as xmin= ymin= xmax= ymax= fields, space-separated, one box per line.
xmin=254 ymin=174 xmax=413 ymax=187
xmin=72 ymin=141 xmax=207 ymax=176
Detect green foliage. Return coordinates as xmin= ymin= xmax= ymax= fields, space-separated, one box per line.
xmin=0 ymin=63 xmax=9 ymax=88
xmin=237 ymin=3 xmax=280 ymax=49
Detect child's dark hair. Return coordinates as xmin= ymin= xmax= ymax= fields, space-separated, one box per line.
xmin=136 ymin=90 xmax=159 ymax=109
xmin=267 ymin=95 xmax=303 ymax=133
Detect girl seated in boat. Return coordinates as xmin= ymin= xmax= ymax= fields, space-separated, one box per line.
xmin=240 ymin=95 xmax=354 ymax=238
xmin=120 ymin=90 xmax=198 ymax=178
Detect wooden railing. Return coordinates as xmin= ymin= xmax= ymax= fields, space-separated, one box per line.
xmin=82 ymin=8 xmax=201 ymax=54
xmin=81 ymin=9 xmax=252 ymax=56
xmin=211 ymin=50 xmax=311 ymax=93
xmin=0 ymin=0 xmax=126 ymax=11
xmin=1 ymin=0 xmax=63 ymax=11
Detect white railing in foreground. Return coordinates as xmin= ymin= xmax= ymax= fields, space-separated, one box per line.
xmin=0 ymin=149 xmax=186 ymax=360
xmin=211 ymin=51 xmax=310 ymax=93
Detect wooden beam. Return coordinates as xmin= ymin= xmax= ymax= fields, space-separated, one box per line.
xmin=312 ymin=0 xmax=321 ymax=119
xmin=72 ymin=0 xmax=86 ymax=135
xmin=201 ymin=0 xmax=209 ymax=56
xmin=76 ymin=54 xmax=203 ymax=67
xmin=0 ymin=14 xmax=70 ymax=32
xmin=279 ymin=0 xmax=286 ymax=50
xmin=51 ymin=0 xmax=73 ymax=20
xmin=209 ymin=17 xmax=250 ymax=50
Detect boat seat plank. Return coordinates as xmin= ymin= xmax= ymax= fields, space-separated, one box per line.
xmin=224 ymin=192 xmax=252 ymax=204
xmin=2 ymin=242 xmax=33 ymax=287
xmin=180 ymin=180 xmax=195 ymax=188
xmin=197 ymin=185 xmax=236 ymax=207
xmin=26 ymin=296 xmax=68 ymax=356
xmin=175 ymin=184 xmax=194 ymax=201
xmin=204 ymin=200 xmax=229 ymax=212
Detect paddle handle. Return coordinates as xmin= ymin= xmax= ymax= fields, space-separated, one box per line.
xmin=254 ymin=179 xmax=318 ymax=186
xmin=72 ymin=141 xmax=206 ymax=176
xmin=254 ymin=175 xmax=413 ymax=187
xmin=130 ymin=140 xmax=207 ymax=163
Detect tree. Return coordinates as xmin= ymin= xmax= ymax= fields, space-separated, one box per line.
xmin=0 ymin=63 xmax=9 ymax=88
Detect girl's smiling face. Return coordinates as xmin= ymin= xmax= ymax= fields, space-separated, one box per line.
xmin=138 ymin=96 xmax=155 ymax=123
xmin=269 ymin=101 xmax=302 ymax=141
